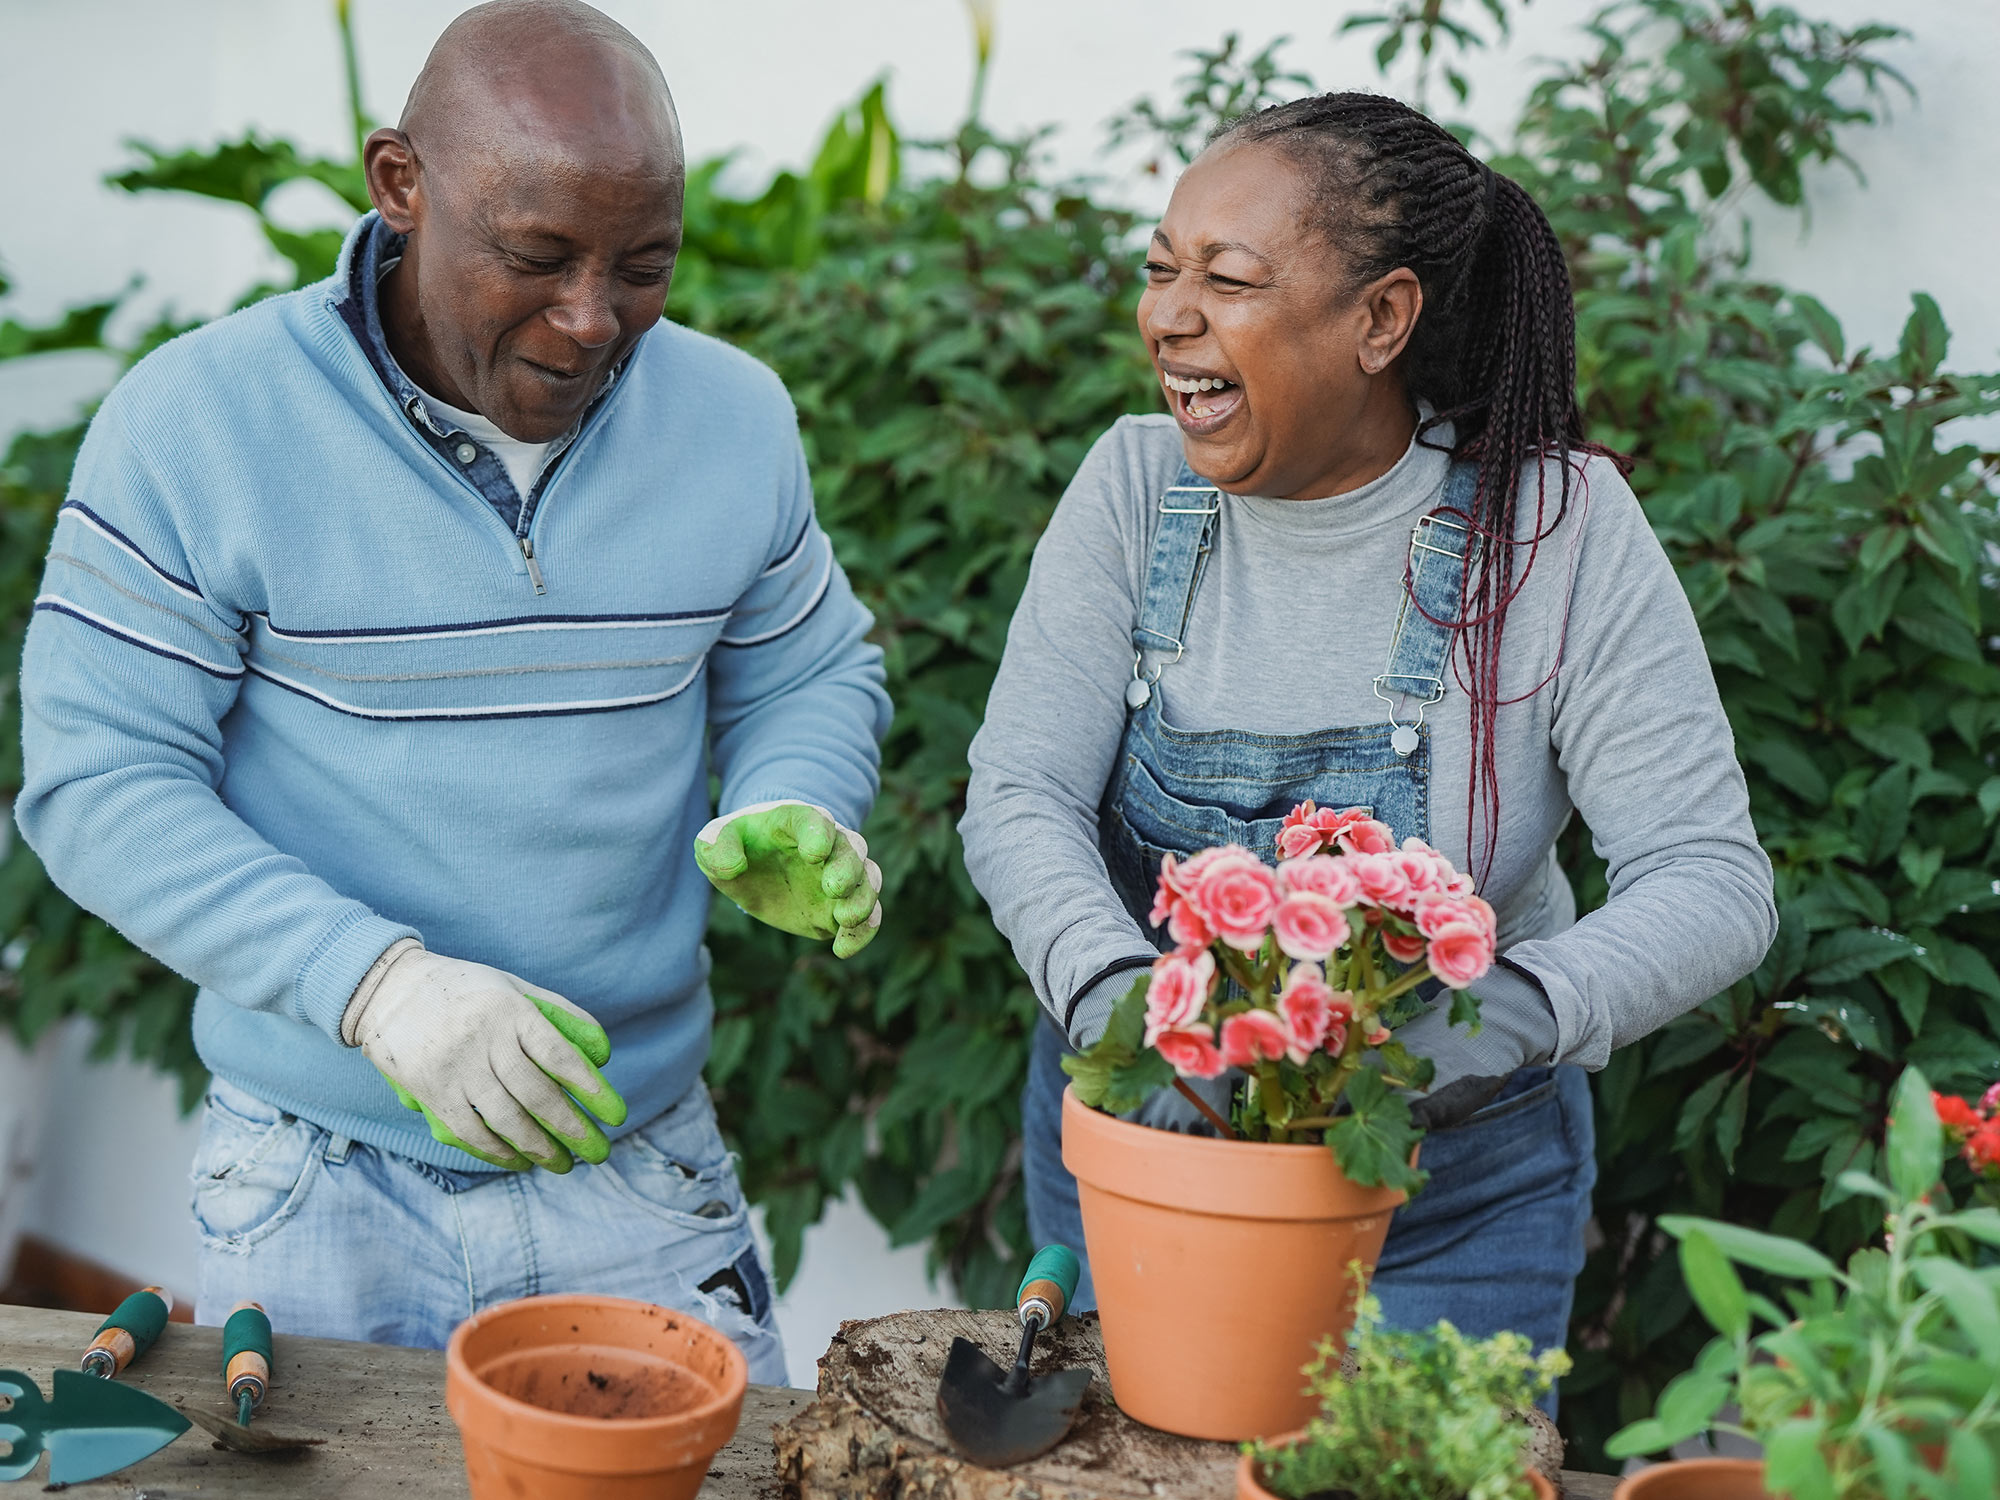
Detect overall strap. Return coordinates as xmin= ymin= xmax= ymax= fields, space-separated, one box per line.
xmin=1374 ymin=459 xmax=1480 ymax=755
xmin=1126 ymin=460 xmax=1221 ymax=710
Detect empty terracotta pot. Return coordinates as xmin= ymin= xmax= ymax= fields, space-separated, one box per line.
xmin=446 ymin=1293 xmax=747 ymax=1500
xmin=1061 ymin=1086 xmax=1407 ymax=1441
xmin=1235 ymin=1438 xmax=1557 ymax=1499
xmin=1613 ymin=1458 xmax=1769 ymax=1499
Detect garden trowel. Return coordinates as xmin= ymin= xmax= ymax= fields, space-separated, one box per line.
xmin=0 ymin=1366 xmax=190 ymax=1484
xmin=176 ymin=1301 xmax=322 ymax=1455
xmin=937 ymin=1244 xmax=1092 ymax=1467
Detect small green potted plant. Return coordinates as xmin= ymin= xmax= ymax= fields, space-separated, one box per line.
xmin=1239 ymin=1289 xmax=1568 ymax=1500
xmin=1605 ymin=1066 xmax=2000 ymax=1500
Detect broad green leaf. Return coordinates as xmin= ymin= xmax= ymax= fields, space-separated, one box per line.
xmin=1680 ymin=1229 xmax=1749 ymax=1339
xmin=1324 ymin=1068 xmax=1427 ymax=1194
xmin=1659 ymin=1216 xmax=1842 ymax=1281
xmin=1885 ymin=1065 xmax=1942 ymax=1206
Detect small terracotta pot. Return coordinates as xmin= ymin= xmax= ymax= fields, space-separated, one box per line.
xmin=1235 ymin=1440 xmax=1557 ymax=1499
xmin=1612 ymin=1458 xmax=1769 ymax=1499
xmin=445 ymin=1293 xmax=747 ymax=1500
xmin=1061 ymin=1086 xmax=1407 ymax=1441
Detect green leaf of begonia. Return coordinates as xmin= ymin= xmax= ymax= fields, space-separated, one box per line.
xmin=1324 ymin=1069 xmax=1427 ymax=1194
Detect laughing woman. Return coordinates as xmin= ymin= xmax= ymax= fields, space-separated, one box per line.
xmin=959 ymin=93 xmax=1776 ymax=1378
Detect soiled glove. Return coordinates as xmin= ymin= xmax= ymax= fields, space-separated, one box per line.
xmin=694 ymin=800 xmax=882 ymax=958
xmin=342 ymin=940 xmax=628 ymax=1173
xmin=1394 ymin=960 xmax=1560 ymax=1131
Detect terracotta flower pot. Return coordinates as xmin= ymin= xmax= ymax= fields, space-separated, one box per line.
xmin=445 ymin=1293 xmax=747 ymax=1500
xmin=1061 ymin=1085 xmax=1407 ymax=1441
xmin=1612 ymin=1458 xmax=1769 ymax=1499
xmin=1235 ymin=1436 xmax=1557 ymax=1500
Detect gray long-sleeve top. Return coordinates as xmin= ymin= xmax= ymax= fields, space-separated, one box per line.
xmin=960 ymin=414 xmax=1776 ymax=1069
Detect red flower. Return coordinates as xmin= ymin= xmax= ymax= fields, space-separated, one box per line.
xmin=1935 ymin=1092 xmax=1983 ymax=1136
xmin=1964 ymin=1120 xmax=2000 ymax=1175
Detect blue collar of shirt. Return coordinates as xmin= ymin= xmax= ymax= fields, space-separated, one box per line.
xmin=332 ymin=212 xmax=623 ymax=535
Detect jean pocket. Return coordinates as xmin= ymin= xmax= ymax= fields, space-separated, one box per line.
xmin=597 ymin=1092 xmax=749 ymax=1232
xmin=189 ymin=1096 xmax=321 ymax=1251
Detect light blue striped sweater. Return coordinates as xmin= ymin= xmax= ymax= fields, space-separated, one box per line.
xmin=14 ymin=217 xmax=890 ymax=1169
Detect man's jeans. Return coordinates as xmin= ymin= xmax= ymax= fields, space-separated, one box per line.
xmin=191 ymin=1077 xmax=786 ymax=1384
xmin=1023 ymin=1023 xmax=1595 ymax=1415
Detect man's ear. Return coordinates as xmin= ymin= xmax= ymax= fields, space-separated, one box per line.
xmin=364 ymin=128 xmax=420 ymax=234
xmin=1355 ymin=267 xmax=1423 ymax=376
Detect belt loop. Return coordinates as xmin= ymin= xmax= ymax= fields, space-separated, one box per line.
xmin=325 ymin=1134 xmax=353 ymax=1166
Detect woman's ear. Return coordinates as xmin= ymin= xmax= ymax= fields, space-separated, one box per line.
xmin=1355 ymin=268 xmax=1423 ymax=375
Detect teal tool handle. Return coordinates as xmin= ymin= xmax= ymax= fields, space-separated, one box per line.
xmin=81 ymin=1286 xmax=172 ymax=1376
xmin=1015 ymin=1244 xmax=1081 ymax=1328
xmin=222 ymin=1301 xmax=274 ymax=1407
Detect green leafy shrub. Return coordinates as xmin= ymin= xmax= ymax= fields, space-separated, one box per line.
xmin=1250 ymin=1291 xmax=1569 ymax=1500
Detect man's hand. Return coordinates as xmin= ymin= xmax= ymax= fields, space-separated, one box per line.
xmin=694 ymin=800 xmax=882 ymax=958
xmin=342 ymin=944 xmax=628 ymax=1172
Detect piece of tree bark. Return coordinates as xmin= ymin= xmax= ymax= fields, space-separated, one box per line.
xmin=773 ymin=1308 xmax=1565 ymax=1500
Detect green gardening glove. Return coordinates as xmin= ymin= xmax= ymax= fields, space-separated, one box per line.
xmin=694 ymin=800 xmax=883 ymax=959
xmin=344 ymin=943 xmax=628 ymax=1173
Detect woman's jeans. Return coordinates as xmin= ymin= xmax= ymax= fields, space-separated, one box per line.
xmin=1023 ymin=1022 xmax=1595 ymax=1414
xmin=190 ymin=1077 xmax=787 ymax=1384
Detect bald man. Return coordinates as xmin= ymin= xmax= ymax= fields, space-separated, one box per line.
xmin=14 ymin=1 xmax=889 ymax=1375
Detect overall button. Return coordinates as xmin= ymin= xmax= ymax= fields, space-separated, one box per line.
xmin=454 ymin=442 xmax=478 ymax=464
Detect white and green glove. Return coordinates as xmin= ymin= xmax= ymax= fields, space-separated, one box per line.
xmin=693 ymin=800 xmax=882 ymax=958
xmin=342 ymin=940 xmax=628 ymax=1173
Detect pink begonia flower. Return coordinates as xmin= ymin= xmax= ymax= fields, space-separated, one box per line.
xmin=1219 ymin=1009 xmax=1290 ymax=1068
xmin=1151 ymin=869 xmax=1217 ymax=950
xmin=1394 ymin=848 xmax=1446 ymax=895
xmin=1428 ymin=920 xmax=1496 ymax=988
xmin=1444 ymin=871 xmax=1476 ymax=898
xmin=1381 ymin=929 xmax=1427 ymax=964
xmin=1190 ymin=849 xmax=1281 ymax=952
xmin=1272 ymin=891 xmax=1351 ymax=962
xmin=1276 ymin=822 xmax=1327 ymax=861
xmin=1982 ymin=1081 xmax=2000 ymax=1115
xmin=1350 ymin=852 xmax=1414 ymax=910
xmin=1366 ymin=1024 xmax=1392 ymax=1046
xmin=1277 ymin=964 xmax=1336 ymax=1062
xmin=1143 ymin=950 xmax=1214 ymax=1040
xmin=1277 ymin=853 xmax=1364 ymax=907
xmin=1154 ymin=1023 xmax=1225 ymax=1079
xmin=1335 ymin=818 xmax=1397 ymax=856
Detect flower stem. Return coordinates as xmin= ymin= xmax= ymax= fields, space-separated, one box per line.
xmin=1175 ymin=1077 xmax=1238 ymax=1139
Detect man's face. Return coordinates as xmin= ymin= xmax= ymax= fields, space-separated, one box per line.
xmin=376 ymin=142 xmax=684 ymax=442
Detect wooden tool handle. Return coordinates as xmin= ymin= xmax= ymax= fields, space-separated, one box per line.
xmin=1015 ymin=1244 xmax=1081 ymax=1328
xmin=80 ymin=1286 xmax=172 ymax=1377
xmin=222 ymin=1301 xmax=274 ymax=1407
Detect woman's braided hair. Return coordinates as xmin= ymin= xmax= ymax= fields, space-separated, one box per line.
xmin=1218 ymin=91 xmax=1620 ymax=878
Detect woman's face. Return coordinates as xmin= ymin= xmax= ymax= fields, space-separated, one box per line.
xmin=1137 ymin=141 xmax=1421 ymax=499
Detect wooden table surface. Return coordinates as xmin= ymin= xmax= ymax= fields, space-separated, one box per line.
xmin=0 ymin=1304 xmax=802 ymax=1497
xmin=0 ymin=1304 xmax=1621 ymax=1498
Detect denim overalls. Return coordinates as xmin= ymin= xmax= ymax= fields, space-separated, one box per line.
xmin=1020 ymin=459 xmax=1596 ymax=1404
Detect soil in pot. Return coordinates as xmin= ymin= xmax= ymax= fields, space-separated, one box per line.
xmin=1062 ymin=1086 xmax=1408 ymax=1442
xmin=446 ymin=1293 xmax=746 ymax=1500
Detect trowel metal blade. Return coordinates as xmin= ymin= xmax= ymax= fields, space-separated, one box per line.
xmin=40 ymin=1368 xmax=191 ymax=1484
xmin=180 ymin=1403 xmax=325 ymax=1455
xmin=935 ymin=1335 xmax=1091 ymax=1468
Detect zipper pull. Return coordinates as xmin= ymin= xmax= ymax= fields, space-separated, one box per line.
xmin=520 ymin=537 xmax=546 ymax=595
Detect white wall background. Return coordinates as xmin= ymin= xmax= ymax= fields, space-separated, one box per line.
xmin=2 ymin=0 xmax=1997 ymax=1387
